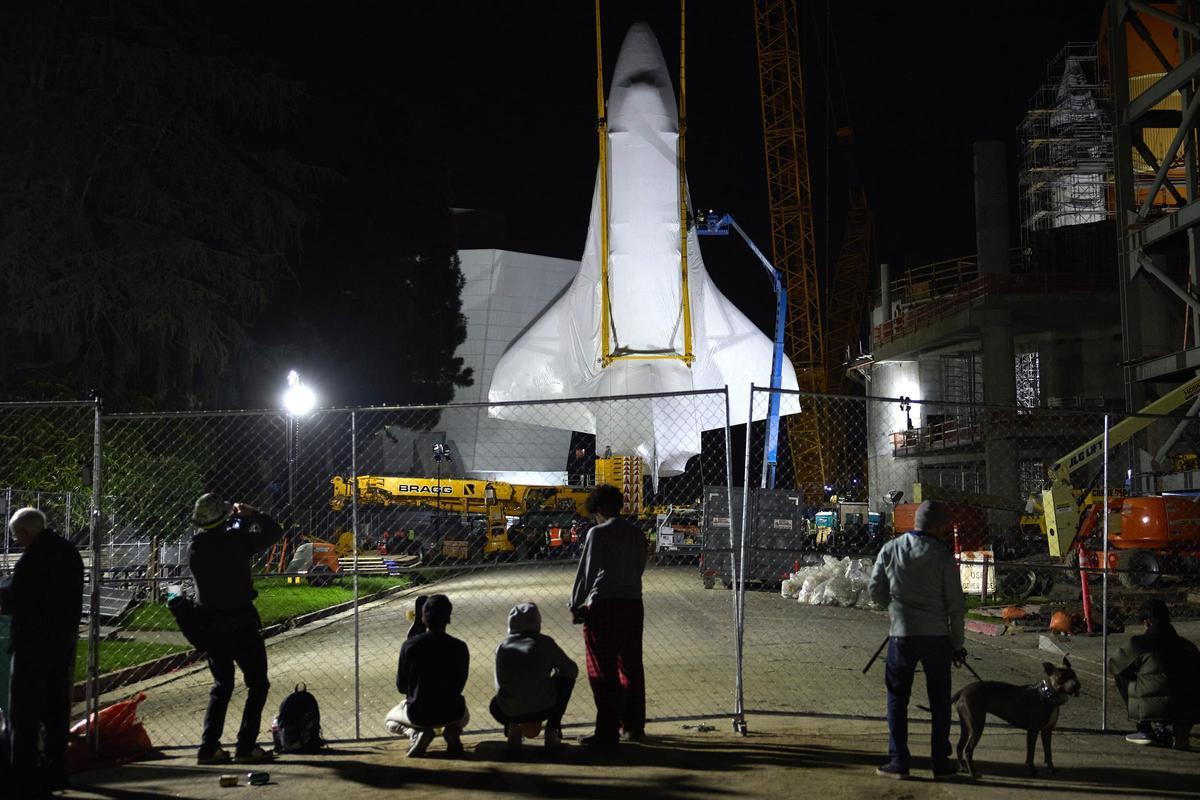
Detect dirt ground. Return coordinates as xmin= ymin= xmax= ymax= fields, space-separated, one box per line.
xmin=63 ymin=715 xmax=1200 ymax=800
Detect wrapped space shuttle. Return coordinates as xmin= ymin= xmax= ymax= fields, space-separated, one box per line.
xmin=488 ymin=22 xmax=799 ymax=477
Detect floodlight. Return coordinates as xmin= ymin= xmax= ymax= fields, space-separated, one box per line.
xmin=282 ymin=370 xmax=316 ymax=416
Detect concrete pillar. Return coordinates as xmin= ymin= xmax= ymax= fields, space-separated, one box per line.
xmin=973 ymin=141 xmax=1010 ymax=275
xmin=981 ymin=310 xmax=1020 ymax=533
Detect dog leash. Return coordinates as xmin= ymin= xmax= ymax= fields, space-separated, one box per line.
xmin=862 ymin=635 xmax=984 ymax=681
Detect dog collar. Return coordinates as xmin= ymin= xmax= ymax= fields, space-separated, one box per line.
xmin=1036 ymin=680 xmax=1063 ymax=705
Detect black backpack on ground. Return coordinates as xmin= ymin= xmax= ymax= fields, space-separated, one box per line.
xmin=272 ymin=683 xmax=325 ymax=754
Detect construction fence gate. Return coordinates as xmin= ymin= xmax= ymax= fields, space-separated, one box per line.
xmin=2 ymin=386 xmax=1197 ymax=749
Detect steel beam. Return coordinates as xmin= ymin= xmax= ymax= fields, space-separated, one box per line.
xmin=1137 ymin=88 xmax=1200 ymax=218
xmin=1133 ymin=345 xmax=1200 ymax=381
xmin=1130 ymin=197 xmax=1200 ymax=249
xmin=1126 ymin=50 xmax=1200 ymax=123
xmin=1130 ymin=1 xmax=1200 ymax=37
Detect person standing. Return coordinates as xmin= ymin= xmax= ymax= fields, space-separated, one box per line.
xmin=868 ymin=500 xmax=965 ymax=781
xmin=569 ymin=484 xmax=647 ymax=749
xmin=188 ymin=493 xmax=283 ymax=765
xmin=1110 ymin=599 xmax=1200 ymax=749
xmin=2 ymin=508 xmax=84 ymax=797
xmin=392 ymin=594 xmax=470 ymax=757
xmin=490 ymin=601 xmax=578 ymax=752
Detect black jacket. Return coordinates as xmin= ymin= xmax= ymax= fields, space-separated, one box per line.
xmin=188 ymin=511 xmax=283 ymax=613
xmin=3 ymin=529 xmax=84 ymax=653
xmin=396 ymin=630 xmax=469 ymax=727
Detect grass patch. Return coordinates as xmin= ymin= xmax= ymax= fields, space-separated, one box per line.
xmin=122 ymin=575 xmax=411 ymax=632
xmin=74 ymin=640 xmax=189 ymax=682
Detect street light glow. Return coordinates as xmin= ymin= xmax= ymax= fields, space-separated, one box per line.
xmin=283 ymin=370 xmax=316 ymax=416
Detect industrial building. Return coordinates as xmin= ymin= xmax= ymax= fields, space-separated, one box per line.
xmin=864 ymin=4 xmax=1200 ymax=532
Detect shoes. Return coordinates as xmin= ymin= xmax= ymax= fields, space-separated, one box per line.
xmin=196 ymin=747 xmax=230 ymax=765
xmin=408 ymin=728 xmax=435 ymax=757
xmin=505 ymin=724 xmax=524 ymax=753
xmin=931 ymin=764 xmax=959 ymax=781
xmin=579 ymin=733 xmax=620 ymax=750
xmin=444 ymin=725 xmax=464 ymax=756
xmin=234 ymin=746 xmax=273 ymax=764
xmin=545 ymin=727 xmax=563 ymax=750
xmin=620 ymin=730 xmax=645 ymax=742
xmin=1125 ymin=731 xmax=1157 ymax=746
xmin=1175 ymin=738 xmax=1192 ymax=752
xmin=874 ymin=762 xmax=910 ymax=780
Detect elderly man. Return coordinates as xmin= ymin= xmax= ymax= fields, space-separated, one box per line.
xmin=2 ymin=507 xmax=84 ymax=796
xmin=868 ymin=500 xmax=966 ymax=781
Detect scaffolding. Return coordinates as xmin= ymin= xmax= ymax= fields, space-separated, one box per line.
xmin=1018 ymin=43 xmax=1113 ymax=242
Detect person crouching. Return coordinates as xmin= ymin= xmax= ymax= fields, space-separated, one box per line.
xmin=490 ymin=601 xmax=578 ymax=752
xmin=391 ymin=594 xmax=470 ymax=757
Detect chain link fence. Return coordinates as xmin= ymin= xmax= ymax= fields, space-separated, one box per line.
xmin=0 ymin=400 xmax=100 ymax=737
xmin=79 ymin=391 xmax=736 ymax=746
xmin=735 ymin=387 xmax=1200 ymax=732
xmin=5 ymin=388 xmax=1200 ymax=751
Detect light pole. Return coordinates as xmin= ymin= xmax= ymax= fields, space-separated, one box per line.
xmin=432 ymin=441 xmax=451 ymax=541
xmin=696 ymin=211 xmax=787 ymax=489
xmin=282 ymin=370 xmax=317 ymax=526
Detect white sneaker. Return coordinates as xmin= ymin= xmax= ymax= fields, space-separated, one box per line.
xmin=544 ymin=727 xmax=562 ymax=750
xmin=1125 ymin=731 xmax=1155 ymax=745
xmin=408 ymin=728 xmax=435 ymax=757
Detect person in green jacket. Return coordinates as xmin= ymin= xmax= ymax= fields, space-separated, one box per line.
xmin=1108 ymin=599 xmax=1200 ymax=750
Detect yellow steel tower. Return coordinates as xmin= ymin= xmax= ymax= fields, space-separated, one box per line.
xmin=752 ymin=0 xmax=828 ymax=498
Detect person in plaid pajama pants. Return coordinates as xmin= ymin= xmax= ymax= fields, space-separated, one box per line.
xmin=570 ymin=484 xmax=647 ymax=749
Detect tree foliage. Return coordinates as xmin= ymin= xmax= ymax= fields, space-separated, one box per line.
xmin=0 ymin=0 xmax=328 ymax=407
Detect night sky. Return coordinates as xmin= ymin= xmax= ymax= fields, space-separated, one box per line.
xmin=221 ymin=1 xmax=1104 ymax=336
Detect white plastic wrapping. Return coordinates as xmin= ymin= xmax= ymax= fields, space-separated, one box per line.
xmin=487 ymin=23 xmax=800 ymax=478
xmin=782 ymin=556 xmax=877 ymax=608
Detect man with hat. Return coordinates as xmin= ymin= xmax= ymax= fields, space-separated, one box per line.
xmin=868 ymin=499 xmax=966 ymax=781
xmin=1110 ymin=598 xmax=1200 ymax=749
xmin=187 ymin=493 xmax=283 ymax=765
xmin=1 ymin=507 xmax=84 ymax=796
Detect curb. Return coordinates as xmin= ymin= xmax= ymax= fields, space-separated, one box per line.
xmin=965 ymin=618 xmax=1007 ymax=636
xmin=73 ymin=582 xmax=412 ymax=703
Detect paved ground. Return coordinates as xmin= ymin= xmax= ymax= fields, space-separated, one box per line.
xmin=91 ymin=562 xmax=1199 ymax=746
xmin=63 ymin=715 xmax=1200 ymax=800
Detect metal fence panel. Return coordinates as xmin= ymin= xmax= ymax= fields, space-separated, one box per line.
xmin=734 ymin=388 xmax=1200 ymax=733
xmin=83 ymin=391 xmax=734 ymax=747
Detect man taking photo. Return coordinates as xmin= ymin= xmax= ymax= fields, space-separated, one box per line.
xmin=868 ymin=499 xmax=965 ymax=781
xmin=188 ymin=493 xmax=284 ymax=765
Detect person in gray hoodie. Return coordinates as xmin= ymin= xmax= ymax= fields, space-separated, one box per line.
xmin=868 ymin=499 xmax=965 ymax=781
xmin=490 ymin=601 xmax=579 ymax=751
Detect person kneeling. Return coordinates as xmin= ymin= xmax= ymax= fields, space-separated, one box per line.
xmin=389 ymin=595 xmax=470 ymax=757
xmin=491 ymin=602 xmax=578 ymax=752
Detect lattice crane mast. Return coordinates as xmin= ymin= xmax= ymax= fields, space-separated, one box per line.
xmin=752 ymin=0 xmax=828 ymax=499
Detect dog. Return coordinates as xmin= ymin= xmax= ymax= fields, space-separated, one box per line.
xmin=954 ymin=656 xmax=1081 ymax=779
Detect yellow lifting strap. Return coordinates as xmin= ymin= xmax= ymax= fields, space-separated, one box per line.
xmin=595 ymin=0 xmax=695 ymax=368
xmin=595 ymin=0 xmax=613 ymax=366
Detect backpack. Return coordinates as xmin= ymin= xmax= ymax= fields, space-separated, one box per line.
xmin=271 ymin=683 xmax=325 ymax=753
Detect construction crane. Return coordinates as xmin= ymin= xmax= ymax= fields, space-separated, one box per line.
xmin=752 ymin=0 xmax=828 ymax=501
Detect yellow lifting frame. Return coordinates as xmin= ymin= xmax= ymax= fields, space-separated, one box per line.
xmin=594 ymin=0 xmax=695 ymax=368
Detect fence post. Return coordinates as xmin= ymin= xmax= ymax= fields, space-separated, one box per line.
xmin=733 ymin=384 xmax=756 ymax=735
xmin=4 ymin=487 xmax=10 ymax=561
xmin=87 ymin=393 xmax=104 ymax=755
xmin=723 ymin=389 xmax=745 ymax=735
xmin=352 ymin=411 xmax=361 ymax=740
xmin=1101 ymin=413 xmax=1109 ymax=732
